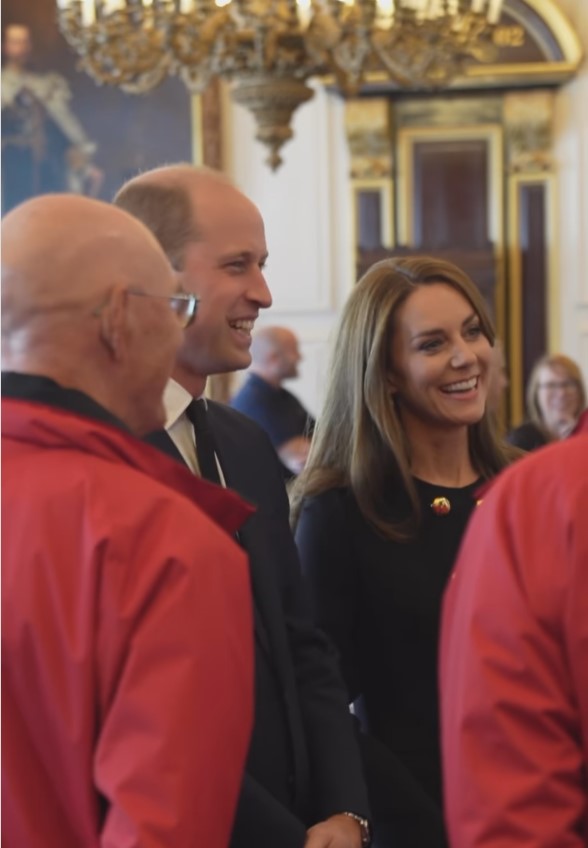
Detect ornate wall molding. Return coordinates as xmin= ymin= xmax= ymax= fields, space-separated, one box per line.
xmin=503 ymin=91 xmax=555 ymax=173
xmin=357 ymin=0 xmax=582 ymax=93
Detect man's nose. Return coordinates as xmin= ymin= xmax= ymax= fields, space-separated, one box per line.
xmin=248 ymin=268 xmax=272 ymax=309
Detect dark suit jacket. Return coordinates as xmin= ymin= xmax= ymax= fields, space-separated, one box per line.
xmin=147 ymin=402 xmax=369 ymax=847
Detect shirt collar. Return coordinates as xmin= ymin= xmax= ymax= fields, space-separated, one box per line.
xmin=163 ymin=378 xmax=208 ymax=429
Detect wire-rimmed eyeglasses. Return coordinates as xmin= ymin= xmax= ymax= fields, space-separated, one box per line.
xmin=127 ymin=289 xmax=199 ymax=328
xmin=537 ymin=380 xmax=577 ymax=393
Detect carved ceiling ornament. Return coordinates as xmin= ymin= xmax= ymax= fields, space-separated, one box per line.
xmin=345 ymin=98 xmax=393 ymax=179
xmin=503 ymin=90 xmax=554 ymax=173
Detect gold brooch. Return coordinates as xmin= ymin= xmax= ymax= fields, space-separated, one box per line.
xmin=431 ymin=496 xmax=451 ymax=516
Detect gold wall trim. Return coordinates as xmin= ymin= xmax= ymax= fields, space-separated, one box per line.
xmin=544 ymin=175 xmax=558 ymax=353
xmin=360 ymin=60 xmax=580 ymax=90
xmin=190 ymin=94 xmax=204 ymax=166
xmin=519 ymin=0 xmax=584 ymax=65
xmin=351 ymin=178 xmax=395 ymax=251
xmin=506 ymin=172 xmax=556 ymax=423
xmin=464 ymin=61 xmax=580 ymax=78
xmin=397 ymin=124 xmax=503 ymax=249
xmin=507 ymin=176 xmax=524 ymax=424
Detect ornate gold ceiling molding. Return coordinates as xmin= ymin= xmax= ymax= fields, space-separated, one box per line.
xmin=519 ymin=0 xmax=583 ymax=65
xmin=358 ymin=0 xmax=583 ymax=92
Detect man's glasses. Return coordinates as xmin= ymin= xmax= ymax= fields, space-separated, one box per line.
xmin=128 ymin=289 xmax=199 ymax=328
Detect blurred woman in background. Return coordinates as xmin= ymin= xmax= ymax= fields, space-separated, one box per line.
xmin=508 ymin=353 xmax=586 ymax=451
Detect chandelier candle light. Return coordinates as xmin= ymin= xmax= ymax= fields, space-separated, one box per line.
xmin=56 ymin=0 xmax=504 ymax=169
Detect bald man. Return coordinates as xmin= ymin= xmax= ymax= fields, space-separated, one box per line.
xmin=231 ymin=326 xmax=316 ymax=478
xmin=115 ymin=165 xmax=370 ymax=848
xmin=1 ymin=195 xmax=254 ymax=848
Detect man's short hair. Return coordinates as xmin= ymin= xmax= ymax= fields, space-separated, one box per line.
xmin=113 ymin=181 xmax=195 ymax=270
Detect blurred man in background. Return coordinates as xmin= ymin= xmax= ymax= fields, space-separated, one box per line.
xmin=231 ymin=325 xmax=315 ymax=478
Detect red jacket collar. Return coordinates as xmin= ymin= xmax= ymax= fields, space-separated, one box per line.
xmin=2 ymin=398 xmax=255 ymax=535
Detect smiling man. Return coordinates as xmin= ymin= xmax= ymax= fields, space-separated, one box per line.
xmin=114 ymin=165 xmax=371 ymax=848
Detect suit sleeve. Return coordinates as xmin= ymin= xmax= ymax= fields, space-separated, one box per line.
xmin=94 ymin=507 xmax=254 ymax=848
xmin=261 ymin=471 xmax=371 ymax=823
xmin=441 ymin=457 xmax=588 ymax=848
xmin=295 ymin=490 xmax=362 ymax=698
xmin=231 ymin=774 xmax=308 ymax=848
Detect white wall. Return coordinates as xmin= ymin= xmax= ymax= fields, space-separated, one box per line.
xmin=225 ymin=0 xmax=588 ymax=415
xmin=224 ymin=82 xmax=352 ymax=416
xmin=552 ymin=0 xmax=588 ymax=376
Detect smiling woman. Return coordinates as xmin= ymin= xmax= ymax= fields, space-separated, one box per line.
xmin=388 ymin=282 xmax=493 ymax=438
xmin=508 ymin=352 xmax=587 ymax=451
xmin=291 ymin=255 xmax=520 ymax=848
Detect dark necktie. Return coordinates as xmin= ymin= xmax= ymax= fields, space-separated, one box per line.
xmin=186 ymin=399 xmax=221 ymax=485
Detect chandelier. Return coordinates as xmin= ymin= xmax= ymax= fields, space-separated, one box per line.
xmin=56 ymin=0 xmax=504 ymax=170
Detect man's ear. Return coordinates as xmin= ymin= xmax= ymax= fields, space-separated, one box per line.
xmin=98 ymin=285 xmax=127 ymax=361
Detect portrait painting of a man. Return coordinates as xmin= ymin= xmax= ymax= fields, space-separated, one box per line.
xmin=1 ymin=0 xmax=193 ymax=213
xmin=2 ymin=22 xmax=103 ymax=212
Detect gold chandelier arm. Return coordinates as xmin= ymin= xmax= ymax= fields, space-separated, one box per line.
xmin=371 ymin=3 xmax=500 ymax=88
xmin=56 ymin=0 xmax=508 ymax=168
xmin=58 ymin=4 xmax=172 ymax=93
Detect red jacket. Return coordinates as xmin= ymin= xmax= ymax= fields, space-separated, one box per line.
xmin=2 ymin=399 xmax=255 ymax=848
xmin=441 ymin=434 xmax=588 ymax=847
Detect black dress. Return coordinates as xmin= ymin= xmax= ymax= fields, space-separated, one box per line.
xmin=295 ymin=477 xmax=482 ymax=848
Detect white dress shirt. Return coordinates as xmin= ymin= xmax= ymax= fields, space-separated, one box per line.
xmin=163 ymin=378 xmax=225 ymax=484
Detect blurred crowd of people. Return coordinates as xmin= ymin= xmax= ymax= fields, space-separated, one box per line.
xmin=2 ymin=162 xmax=587 ymax=848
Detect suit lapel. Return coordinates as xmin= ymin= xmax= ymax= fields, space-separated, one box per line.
xmin=146 ymin=419 xmax=274 ymax=658
xmin=203 ymin=404 xmax=311 ymax=808
xmin=206 ymin=405 xmax=286 ymax=664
